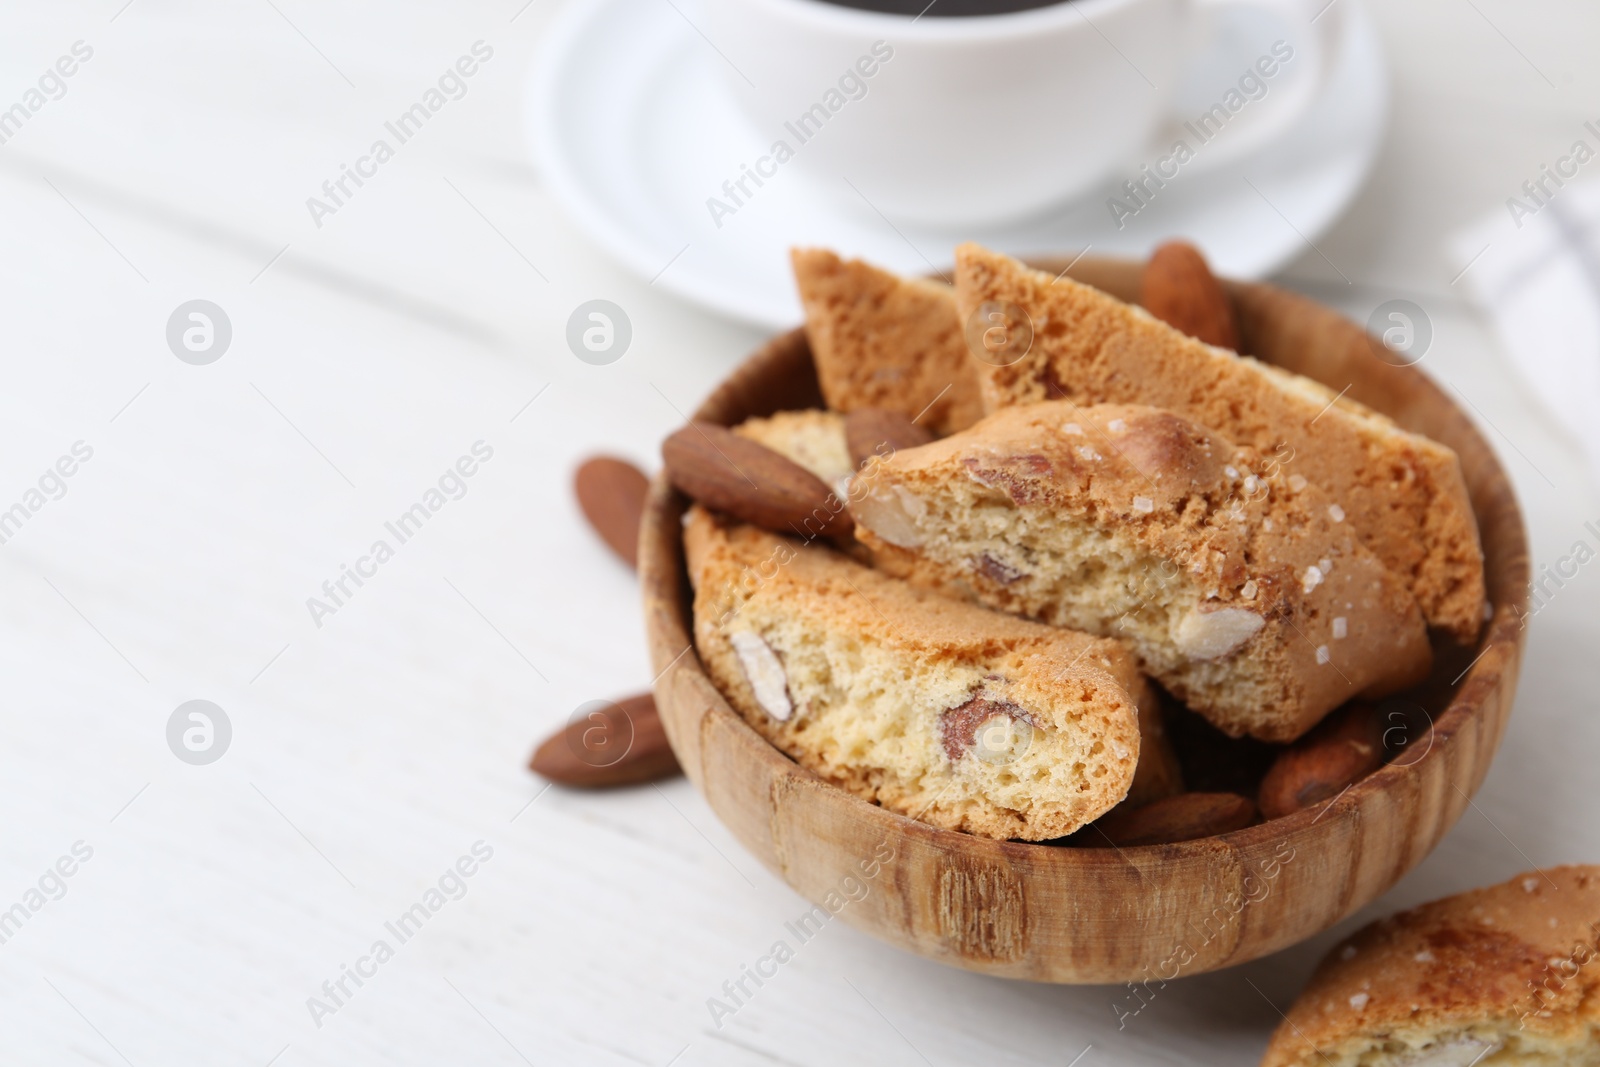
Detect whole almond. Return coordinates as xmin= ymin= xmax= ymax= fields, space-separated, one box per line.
xmin=1142 ymin=240 xmax=1241 ymax=351
xmin=844 ymin=408 xmax=936 ymax=470
xmin=1093 ymin=792 xmax=1257 ymax=847
xmin=574 ymin=456 xmax=650 ymax=569
xmin=1258 ymin=701 xmax=1385 ymax=819
xmin=529 ymin=692 xmax=680 ymax=788
xmin=662 ymin=422 xmax=854 ymax=542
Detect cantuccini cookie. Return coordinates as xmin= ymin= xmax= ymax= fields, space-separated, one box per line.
xmin=729 ymin=403 xmax=1386 ymax=753
xmin=954 ymin=243 xmax=1486 ymax=643
xmin=733 ymin=408 xmax=1182 ymax=807
xmin=1261 ymin=866 xmax=1600 ymax=1067
xmin=684 ymin=506 xmax=1145 ymax=841
xmin=792 ymin=248 xmax=986 ymax=436
xmin=849 ymin=402 xmax=1432 ymax=742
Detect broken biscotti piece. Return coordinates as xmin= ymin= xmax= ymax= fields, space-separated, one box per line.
xmin=792 ymin=248 xmax=986 ymax=436
xmin=954 ymin=243 xmax=1486 ymax=643
xmin=684 ymin=505 xmax=1144 ymax=841
xmin=1260 ymin=865 xmax=1600 ymax=1067
xmin=850 ymin=402 xmax=1432 ymax=742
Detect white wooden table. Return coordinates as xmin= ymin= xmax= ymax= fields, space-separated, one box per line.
xmin=1 ymin=2 xmax=1596 ymax=1063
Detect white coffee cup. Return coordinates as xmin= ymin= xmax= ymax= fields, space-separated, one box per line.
xmin=697 ymin=0 xmax=1341 ymax=226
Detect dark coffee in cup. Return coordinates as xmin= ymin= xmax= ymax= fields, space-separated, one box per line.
xmin=816 ymin=0 xmax=1070 ymax=15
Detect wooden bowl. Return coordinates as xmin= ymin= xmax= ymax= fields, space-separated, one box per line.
xmin=639 ymin=257 xmax=1529 ymax=983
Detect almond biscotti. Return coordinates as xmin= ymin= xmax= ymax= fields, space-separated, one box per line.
xmin=684 ymin=505 xmax=1145 ymax=840
xmin=953 ymin=243 xmax=1486 ymax=643
xmin=849 ymin=402 xmax=1432 ymax=742
xmin=792 ymin=248 xmax=986 ymax=436
xmin=730 ymin=408 xmax=1181 ymax=807
xmin=1261 ymin=866 xmax=1600 ymax=1067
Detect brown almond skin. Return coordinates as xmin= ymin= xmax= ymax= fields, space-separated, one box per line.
xmin=662 ymin=422 xmax=854 ymax=542
xmin=1093 ymin=792 xmax=1258 ymax=847
xmin=529 ymin=693 xmax=680 ymax=788
xmin=574 ymin=456 xmax=650 ymax=569
xmin=844 ymin=408 xmax=935 ymax=470
xmin=1142 ymin=240 xmax=1241 ymax=351
xmin=1258 ymin=701 xmax=1386 ymax=820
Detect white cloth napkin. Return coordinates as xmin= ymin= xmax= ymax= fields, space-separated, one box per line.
xmin=1454 ymin=179 xmax=1600 ymax=487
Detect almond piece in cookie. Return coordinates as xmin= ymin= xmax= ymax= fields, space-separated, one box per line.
xmin=850 ymin=402 xmax=1432 ymax=742
xmin=792 ymin=248 xmax=986 ymax=436
xmin=954 ymin=243 xmax=1485 ymax=643
xmin=684 ymin=506 xmax=1145 ymax=841
xmin=1260 ymin=866 xmax=1600 ymax=1067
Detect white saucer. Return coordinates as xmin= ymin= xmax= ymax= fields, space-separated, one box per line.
xmin=530 ymin=0 xmax=1388 ymax=328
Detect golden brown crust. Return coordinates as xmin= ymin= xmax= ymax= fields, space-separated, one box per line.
xmin=849 ymin=402 xmax=1433 ymax=741
xmin=954 ymin=244 xmax=1486 ymax=644
xmin=792 ymin=248 xmax=986 ymax=436
xmin=684 ymin=506 xmax=1143 ymax=840
xmin=1261 ymin=866 xmax=1600 ymax=1066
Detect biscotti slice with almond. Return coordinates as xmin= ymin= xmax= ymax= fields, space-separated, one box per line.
xmin=849 ymin=402 xmax=1432 ymax=742
xmin=731 ymin=407 xmax=1181 ymax=807
xmin=1260 ymin=865 xmax=1600 ymax=1067
xmin=954 ymin=243 xmax=1486 ymax=643
xmin=792 ymin=248 xmax=986 ymax=436
xmin=684 ymin=505 xmax=1144 ymax=841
